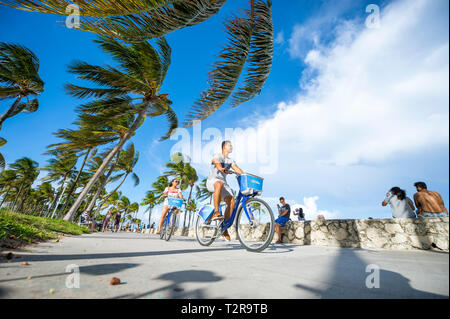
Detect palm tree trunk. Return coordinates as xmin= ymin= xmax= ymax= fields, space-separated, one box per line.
xmin=0 ymin=95 xmax=22 ymax=130
xmin=90 ymin=151 xmax=122 ymax=220
xmin=93 ymin=172 xmax=128 ymax=214
xmin=58 ymin=148 xmax=92 ymax=217
xmin=186 ymin=185 xmax=194 ymax=228
xmin=12 ymin=181 xmax=25 ymax=211
xmin=17 ymin=187 xmax=31 ymax=212
xmin=0 ymin=185 xmax=11 ymax=208
xmin=148 ymin=206 xmax=153 ymax=226
xmin=64 ymin=105 xmax=148 ymax=222
xmin=47 ymin=173 xmax=69 ymax=217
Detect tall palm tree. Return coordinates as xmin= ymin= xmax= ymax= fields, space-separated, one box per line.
xmin=141 ymin=190 xmax=157 ymax=226
xmin=1 ymin=0 xmax=273 ymax=127
xmin=0 ymin=42 xmax=44 ymax=130
xmin=63 ymin=35 xmax=178 ymax=222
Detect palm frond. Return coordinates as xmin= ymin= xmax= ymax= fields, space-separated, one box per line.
xmin=0 ymin=86 xmax=21 ymax=98
xmin=182 ymin=9 xmax=253 ymax=127
xmin=79 ymin=0 xmax=226 ymax=42
xmin=9 ymin=98 xmax=39 ymax=117
xmin=64 ymin=84 xmax=127 ymax=99
xmin=0 ymin=0 xmax=174 ymax=17
xmin=231 ymin=0 xmax=273 ymax=107
xmin=66 ymin=61 xmax=147 ymax=93
xmin=131 ymin=172 xmax=140 ymax=186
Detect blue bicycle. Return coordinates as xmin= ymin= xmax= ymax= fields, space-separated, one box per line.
xmin=195 ymin=171 xmax=275 ymax=252
xmin=160 ymin=198 xmax=184 ymax=241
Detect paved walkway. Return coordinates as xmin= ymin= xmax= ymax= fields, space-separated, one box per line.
xmin=0 ymin=232 xmax=448 ymax=299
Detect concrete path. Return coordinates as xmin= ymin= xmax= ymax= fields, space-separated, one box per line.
xmin=0 ymin=232 xmax=448 ymax=299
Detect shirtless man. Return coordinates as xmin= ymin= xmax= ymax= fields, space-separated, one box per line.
xmin=413 ymin=182 xmax=448 ymax=218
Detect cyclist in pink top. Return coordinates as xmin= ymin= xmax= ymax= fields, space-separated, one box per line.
xmin=156 ymin=179 xmax=184 ymax=234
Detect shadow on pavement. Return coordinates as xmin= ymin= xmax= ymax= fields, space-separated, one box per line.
xmin=0 ymin=286 xmax=9 ymax=298
xmin=111 ymin=270 xmax=224 ymax=299
xmin=294 ymin=247 xmax=447 ymax=298
xmin=3 ymin=247 xmax=239 ymax=263
xmin=0 ymin=263 xmax=141 ymax=283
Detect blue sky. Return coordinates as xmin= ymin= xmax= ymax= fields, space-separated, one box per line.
xmin=1 ymin=0 xmax=448 ymax=225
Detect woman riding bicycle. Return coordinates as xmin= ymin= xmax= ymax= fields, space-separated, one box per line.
xmin=156 ymin=178 xmax=184 ymax=235
xmin=206 ymin=141 xmax=244 ymax=241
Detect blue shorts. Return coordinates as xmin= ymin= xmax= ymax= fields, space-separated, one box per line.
xmin=275 ymin=216 xmax=290 ymax=227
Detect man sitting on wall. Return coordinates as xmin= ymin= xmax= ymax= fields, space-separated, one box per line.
xmin=413 ymin=182 xmax=449 ymax=218
xmin=275 ymin=197 xmax=291 ymax=244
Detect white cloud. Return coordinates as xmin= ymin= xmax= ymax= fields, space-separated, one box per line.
xmin=227 ymin=0 xmax=449 ymax=218
xmin=254 ymin=0 xmax=449 ymax=167
xmin=274 ymin=31 xmax=285 ymax=44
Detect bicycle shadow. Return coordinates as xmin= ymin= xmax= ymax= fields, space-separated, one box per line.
xmin=111 ymin=270 xmax=224 ymax=299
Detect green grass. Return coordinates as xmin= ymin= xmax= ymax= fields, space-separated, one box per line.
xmin=0 ymin=209 xmax=91 ymax=244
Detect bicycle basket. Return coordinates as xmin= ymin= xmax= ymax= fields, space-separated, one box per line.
xmin=168 ymin=198 xmax=183 ymax=208
xmin=238 ymin=173 xmax=264 ymax=196
xmin=198 ymin=205 xmax=215 ymax=222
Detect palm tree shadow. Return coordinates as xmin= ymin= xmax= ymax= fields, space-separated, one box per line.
xmin=111 ymin=270 xmax=223 ymax=299
xmin=294 ymin=248 xmax=447 ymax=299
xmin=0 ymin=263 xmax=140 ymax=283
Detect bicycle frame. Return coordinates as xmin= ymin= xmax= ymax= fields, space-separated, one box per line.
xmin=219 ymin=187 xmax=257 ymax=232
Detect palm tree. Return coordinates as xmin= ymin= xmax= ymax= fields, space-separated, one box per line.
xmin=1 ymin=1 xmax=273 ymax=127
xmin=8 ymin=157 xmax=39 ymax=211
xmin=184 ymin=163 xmax=198 ymax=227
xmin=63 ymin=35 xmax=178 ymax=222
xmin=151 ymin=175 xmax=169 ymax=203
xmin=141 ymin=190 xmax=157 ymax=227
xmin=196 ymin=178 xmax=212 ymax=204
xmin=91 ymin=143 xmax=139 ymax=219
xmin=41 ymin=150 xmax=77 ymax=217
xmin=186 ymin=199 xmax=197 ymax=228
xmin=0 ymin=137 xmax=6 ymax=171
xmin=35 ymin=182 xmax=54 ymax=216
xmin=0 ymin=42 xmax=44 ymax=130
xmin=0 ymin=169 xmax=17 ymax=207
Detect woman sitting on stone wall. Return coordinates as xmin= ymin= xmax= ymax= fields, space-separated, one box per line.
xmin=382 ymin=187 xmax=416 ymax=218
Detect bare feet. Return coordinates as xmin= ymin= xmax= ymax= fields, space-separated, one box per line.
xmin=211 ymin=210 xmax=224 ymax=221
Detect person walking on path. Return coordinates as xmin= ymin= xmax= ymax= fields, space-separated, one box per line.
xmin=382 ymin=187 xmax=416 ymax=218
xmin=113 ymin=212 xmax=121 ymax=232
xmin=413 ymin=182 xmax=448 ymax=218
xmin=102 ymin=210 xmax=112 ymax=232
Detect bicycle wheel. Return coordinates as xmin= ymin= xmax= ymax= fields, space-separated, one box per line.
xmin=195 ymin=215 xmax=219 ymax=246
xmin=165 ymin=211 xmax=177 ymax=241
xmin=236 ymin=197 xmax=275 ymax=252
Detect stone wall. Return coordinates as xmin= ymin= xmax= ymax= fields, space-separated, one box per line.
xmin=142 ymin=217 xmax=449 ymax=251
